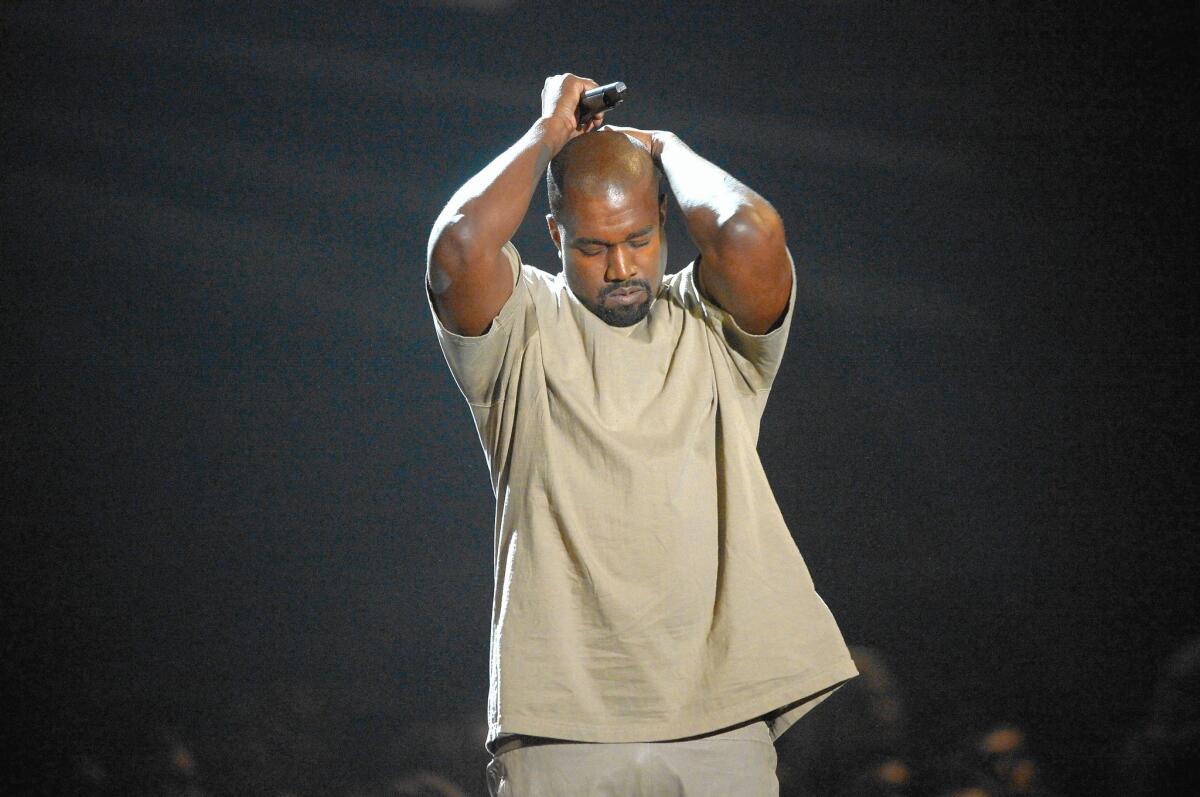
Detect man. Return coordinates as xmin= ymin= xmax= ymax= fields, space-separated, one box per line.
xmin=426 ymin=74 xmax=858 ymax=795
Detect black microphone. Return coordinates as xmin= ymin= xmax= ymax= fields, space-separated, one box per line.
xmin=579 ymin=81 xmax=627 ymax=125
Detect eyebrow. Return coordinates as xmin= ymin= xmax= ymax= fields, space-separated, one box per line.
xmin=570 ymin=225 xmax=656 ymax=248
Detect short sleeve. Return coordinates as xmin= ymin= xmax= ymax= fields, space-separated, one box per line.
xmin=428 ymin=242 xmax=532 ymax=407
xmin=690 ymin=251 xmax=797 ymax=392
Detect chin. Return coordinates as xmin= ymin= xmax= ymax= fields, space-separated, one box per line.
xmin=595 ymin=298 xmax=651 ymax=327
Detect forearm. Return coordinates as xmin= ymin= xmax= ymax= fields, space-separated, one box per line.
xmin=649 ymin=132 xmax=789 ymax=333
xmin=429 ymin=115 xmax=574 ymax=267
xmin=657 ymin=133 xmax=783 ymax=260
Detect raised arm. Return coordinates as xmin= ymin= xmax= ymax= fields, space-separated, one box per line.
xmin=427 ymin=74 xmax=605 ymax=336
xmin=604 ymin=126 xmax=792 ymax=335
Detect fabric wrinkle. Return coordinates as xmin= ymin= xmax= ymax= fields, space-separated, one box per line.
xmin=430 ymin=243 xmax=858 ymax=748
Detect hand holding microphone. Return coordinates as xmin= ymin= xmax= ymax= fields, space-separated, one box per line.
xmin=541 ymin=74 xmax=628 ymax=138
xmin=578 ymin=81 xmax=626 ymax=126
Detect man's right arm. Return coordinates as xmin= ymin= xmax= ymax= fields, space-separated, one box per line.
xmin=426 ymin=74 xmax=602 ymax=336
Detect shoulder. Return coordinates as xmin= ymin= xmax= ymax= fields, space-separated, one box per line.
xmin=519 ymin=260 xmax=561 ymax=295
xmin=661 ymin=262 xmax=715 ymax=319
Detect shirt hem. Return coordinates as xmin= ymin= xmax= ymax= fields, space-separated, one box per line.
xmin=486 ymin=660 xmax=859 ymax=748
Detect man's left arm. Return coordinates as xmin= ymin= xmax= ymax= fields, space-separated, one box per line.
xmin=607 ymin=126 xmax=792 ymax=335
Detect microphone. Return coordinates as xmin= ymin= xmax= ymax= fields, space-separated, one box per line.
xmin=579 ymin=81 xmax=627 ymax=125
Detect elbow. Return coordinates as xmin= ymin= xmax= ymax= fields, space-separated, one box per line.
xmin=714 ymin=202 xmax=786 ymax=261
xmin=429 ymin=212 xmax=475 ymax=264
xmin=427 ymin=213 xmax=484 ymax=293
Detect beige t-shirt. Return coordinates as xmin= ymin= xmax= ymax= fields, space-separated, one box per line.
xmin=430 ymin=243 xmax=857 ymax=748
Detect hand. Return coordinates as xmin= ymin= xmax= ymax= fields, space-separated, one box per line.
xmin=600 ymin=124 xmax=667 ymax=162
xmin=540 ymin=73 xmax=606 ymax=138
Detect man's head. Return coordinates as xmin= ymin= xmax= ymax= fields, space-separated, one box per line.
xmin=546 ymin=130 xmax=667 ymax=327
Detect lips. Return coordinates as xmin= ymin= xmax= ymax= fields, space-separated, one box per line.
xmin=605 ymin=287 xmax=646 ymax=305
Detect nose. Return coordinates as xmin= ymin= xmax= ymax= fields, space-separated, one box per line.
xmin=605 ymin=244 xmax=635 ymax=282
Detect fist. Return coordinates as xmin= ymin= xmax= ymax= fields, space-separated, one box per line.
xmin=541 ymin=73 xmax=605 ymax=136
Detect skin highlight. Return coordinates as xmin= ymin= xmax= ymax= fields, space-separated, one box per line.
xmin=428 ymin=73 xmax=791 ymax=338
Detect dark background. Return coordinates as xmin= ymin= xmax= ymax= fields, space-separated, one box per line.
xmin=3 ymin=1 xmax=1195 ymax=793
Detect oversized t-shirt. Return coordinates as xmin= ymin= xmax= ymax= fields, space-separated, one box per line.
xmin=429 ymin=242 xmax=857 ymax=749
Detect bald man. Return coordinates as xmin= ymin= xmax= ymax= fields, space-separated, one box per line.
xmin=427 ymin=74 xmax=857 ymax=796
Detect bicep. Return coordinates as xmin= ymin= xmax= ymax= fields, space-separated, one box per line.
xmin=696 ymin=214 xmax=792 ymax=335
xmin=427 ymin=237 xmax=516 ymax=337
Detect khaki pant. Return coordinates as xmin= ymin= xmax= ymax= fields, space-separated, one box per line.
xmin=486 ymin=721 xmax=779 ymax=796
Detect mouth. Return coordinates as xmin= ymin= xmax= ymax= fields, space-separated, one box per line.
xmin=604 ymin=286 xmax=647 ymax=306
xmin=601 ymin=280 xmax=651 ymax=307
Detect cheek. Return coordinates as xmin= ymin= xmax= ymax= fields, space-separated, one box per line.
xmin=564 ymin=257 xmax=600 ymax=297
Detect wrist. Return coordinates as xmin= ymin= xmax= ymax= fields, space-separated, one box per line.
xmin=534 ymin=114 xmax=575 ymax=153
xmin=653 ymin=131 xmax=681 ymax=158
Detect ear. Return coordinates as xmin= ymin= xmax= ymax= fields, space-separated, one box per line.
xmin=658 ymin=193 xmax=668 ymax=228
xmin=545 ymin=213 xmax=562 ymax=251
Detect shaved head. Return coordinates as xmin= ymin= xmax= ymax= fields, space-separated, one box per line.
xmin=546 ymin=130 xmax=661 ymax=222
xmin=544 ymin=129 xmax=669 ymax=327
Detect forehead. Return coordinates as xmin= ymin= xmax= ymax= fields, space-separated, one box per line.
xmin=560 ymin=179 xmax=659 ymax=237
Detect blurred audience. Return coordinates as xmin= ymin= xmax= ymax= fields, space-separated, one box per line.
xmin=837 ymin=754 xmax=918 ymax=797
xmin=45 ymin=639 xmax=1200 ymax=795
xmin=1120 ymin=636 xmax=1200 ymax=797
xmin=969 ymin=723 xmax=1059 ymax=797
xmin=778 ymin=645 xmax=908 ymax=794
